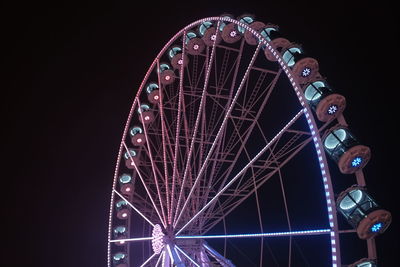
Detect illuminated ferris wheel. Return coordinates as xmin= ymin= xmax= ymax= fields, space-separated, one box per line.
xmin=107 ymin=15 xmax=392 ymax=266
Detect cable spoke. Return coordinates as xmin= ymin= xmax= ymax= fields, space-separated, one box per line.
xmin=176 ymin=109 xmax=304 ymax=235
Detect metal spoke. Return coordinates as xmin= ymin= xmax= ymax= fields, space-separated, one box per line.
xmin=175 ymin=245 xmax=200 ymax=267
xmin=139 ymin=252 xmax=157 ymax=267
xmin=176 ymin=229 xmax=331 ymax=239
xmin=173 ymin=23 xmax=220 ymax=227
xmin=156 ymin=59 xmax=172 ymax=223
xmin=170 ymin=30 xmax=187 ymax=225
xmin=113 ymin=189 xmax=155 ymax=227
xmin=109 ymin=236 xmax=153 ymax=243
xmin=174 ymin=41 xmax=262 ymax=228
xmin=122 ymin=141 xmax=165 ymax=227
xmin=136 ymin=97 xmax=168 ymax=227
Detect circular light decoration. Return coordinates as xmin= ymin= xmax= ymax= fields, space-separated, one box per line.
xmin=352 ymin=156 xmax=363 ymax=167
xmin=230 ymin=30 xmax=237 ymax=37
xmin=339 ymin=189 xmax=363 ymax=210
xmin=151 ymin=224 xmax=165 ymax=254
xmin=327 ymin=104 xmax=338 ymax=115
xmin=301 ymin=67 xmax=311 ymax=77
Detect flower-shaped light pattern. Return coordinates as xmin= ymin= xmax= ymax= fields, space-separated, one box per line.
xmin=351 ymin=157 xmax=363 ymax=167
xmin=371 ymin=222 xmax=383 ymax=233
xmin=328 ymin=105 xmax=338 ymax=115
xmin=302 ymin=67 xmax=311 ymax=77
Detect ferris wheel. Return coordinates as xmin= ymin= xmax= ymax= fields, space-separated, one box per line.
xmin=107 ymin=15 xmax=392 ymax=266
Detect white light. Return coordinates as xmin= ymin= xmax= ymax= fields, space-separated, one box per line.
xmin=154 ymin=95 xmax=159 ymax=100
xmin=137 ymin=138 xmax=142 ymax=143
xmin=165 ymin=75 xmax=171 ymax=81
xmin=144 ymin=115 xmax=150 ymax=121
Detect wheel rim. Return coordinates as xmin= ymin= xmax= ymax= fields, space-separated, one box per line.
xmin=106 ymin=16 xmax=375 ymax=267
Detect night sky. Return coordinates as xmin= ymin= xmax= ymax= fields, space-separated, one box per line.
xmin=4 ymin=1 xmax=398 ymax=266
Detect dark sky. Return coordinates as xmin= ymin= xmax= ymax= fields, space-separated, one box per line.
xmin=4 ymin=1 xmax=398 ymax=266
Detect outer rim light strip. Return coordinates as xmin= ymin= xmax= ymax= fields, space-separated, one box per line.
xmin=176 ymin=229 xmax=331 ymax=239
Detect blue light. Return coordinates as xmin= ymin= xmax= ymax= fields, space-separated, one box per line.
xmin=328 ymin=104 xmax=338 ymax=115
xmin=371 ymin=222 xmax=383 ymax=233
xmin=351 ymin=157 xmax=363 ymax=167
xmin=301 ymin=67 xmax=311 ymax=77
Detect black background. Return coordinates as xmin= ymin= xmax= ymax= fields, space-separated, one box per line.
xmin=4 ymin=1 xmax=398 ymax=266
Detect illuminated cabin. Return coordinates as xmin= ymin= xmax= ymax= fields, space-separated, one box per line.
xmin=168 ymin=46 xmax=189 ymax=70
xmin=234 ymin=14 xmax=266 ymax=46
xmin=129 ymin=126 xmax=145 ymax=146
xmin=115 ymin=200 xmax=130 ymax=220
xmin=281 ymin=44 xmax=319 ymax=84
xmin=137 ymin=103 xmax=154 ymax=124
xmin=323 ymin=126 xmax=371 ymax=174
xmin=243 ymin=19 xmax=266 ymax=46
xmin=261 ymin=24 xmax=291 ymax=62
xmin=113 ymin=252 xmax=128 ymax=267
xmin=119 ymin=173 xmax=133 ymax=195
xmin=221 ymin=14 xmax=242 ymax=43
xmin=124 ymin=148 xmax=138 ymax=169
xmin=158 ymin=63 xmax=175 ymax=85
xmin=184 ymin=31 xmax=205 ymax=55
xmin=113 ymin=225 xmax=128 ymax=246
xmin=303 ymin=79 xmax=346 ymax=121
xmin=349 ymin=258 xmax=377 ymax=267
xmin=145 ymin=83 xmax=160 ymax=104
xmin=337 ymin=186 xmax=391 ymax=240
xmin=236 ymin=14 xmax=254 ymax=35
xmin=198 ymin=21 xmax=222 ymax=46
